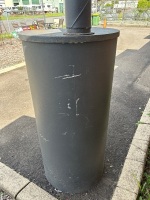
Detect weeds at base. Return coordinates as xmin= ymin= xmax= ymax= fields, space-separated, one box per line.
xmin=138 ymin=146 xmax=150 ymax=200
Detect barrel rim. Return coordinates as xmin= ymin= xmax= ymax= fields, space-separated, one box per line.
xmin=19 ymin=27 xmax=120 ymax=44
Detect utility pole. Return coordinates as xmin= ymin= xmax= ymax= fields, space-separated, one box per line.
xmin=41 ymin=0 xmax=46 ymax=23
xmin=113 ymin=0 xmax=115 ymax=13
xmin=96 ymin=0 xmax=98 ymax=12
xmin=122 ymin=0 xmax=127 ymax=20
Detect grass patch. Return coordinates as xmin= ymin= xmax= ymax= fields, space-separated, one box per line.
xmin=136 ymin=121 xmax=146 ymax=125
xmin=0 ymin=190 xmax=12 ymax=200
xmin=1 ymin=13 xmax=64 ymax=20
xmin=138 ymin=145 xmax=150 ymax=200
xmin=0 ymin=33 xmax=13 ymax=39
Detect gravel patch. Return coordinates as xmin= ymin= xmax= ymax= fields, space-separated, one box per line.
xmin=0 ymin=38 xmax=24 ymax=69
xmin=0 ymin=190 xmax=14 ymax=200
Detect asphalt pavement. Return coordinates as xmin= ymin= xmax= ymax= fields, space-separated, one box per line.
xmin=0 ymin=28 xmax=150 ymax=200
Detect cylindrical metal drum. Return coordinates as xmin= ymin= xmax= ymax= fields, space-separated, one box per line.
xmin=19 ymin=28 xmax=119 ymax=193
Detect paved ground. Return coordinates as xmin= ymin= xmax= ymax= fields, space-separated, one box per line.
xmin=0 ymin=27 xmax=150 ymax=200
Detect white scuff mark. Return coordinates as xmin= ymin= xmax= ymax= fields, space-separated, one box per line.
xmin=62 ymin=74 xmax=81 ymax=79
xmin=58 ymin=113 xmax=70 ymax=116
xmin=55 ymin=65 xmax=81 ymax=80
xmin=54 ymin=74 xmax=81 ymax=79
xmin=69 ymin=64 xmax=75 ymax=67
xmin=76 ymin=98 xmax=80 ymax=116
xmin=54 ymin=188 xmax=62 ymax=193
xmin=39 ymin=134 xmax=49 ymax=142
xmin=62 ymin=132 xmax=67 ymax=136
xmin=80 ymin=114 xmax=93 ymax=128
xmin=54 ymin=75 xmax=70 ymax=79
xmin=67 ymin=103 xmax=71 ymax=109
xmin=82 ymin=115 xmax=90 ymax=127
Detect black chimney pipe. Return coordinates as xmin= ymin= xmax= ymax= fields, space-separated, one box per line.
xmin=65 ymin=0 xmax=91 ymax=34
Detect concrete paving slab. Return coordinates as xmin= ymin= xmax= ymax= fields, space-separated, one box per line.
xmin=112 ymin=98 xmax=150 ymax=200
xmin=116 ymin=27 xmax=150 ymax=52
xmin=112 ymin=187 xmax=137 ymax=200
xmin=131 ymin=138 xmax=149 ymax=153
xmin=0 ymin=62 xmax=25 ymax=75
xmin=126 ymin=139 xmax=148 ymax=163
xmin=143 ymin=98 xmax=150 ymax=113
xmin=140 ymin=112 xmax=150 ymax=124
xmin=0 ymin=67 xmax=34 ymax=129
xmin=0 ymin=162 xmax=30 ymax=198
xmin=134 ymin=124 xmax=150 ymax=141
xmin=0 ymin=162 xmax=6 ymax=169
xmin=16 ymin=182 xmax=57 ymax=200
xmin=117 ymin=159 xmax=144 ymax=194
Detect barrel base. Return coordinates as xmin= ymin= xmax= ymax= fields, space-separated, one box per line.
xmin=45 ymin=166 xmax=104 ymax=194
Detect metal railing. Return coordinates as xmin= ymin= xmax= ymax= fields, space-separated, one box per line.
xmin=99 ymin=8 xmax=150 ymax=22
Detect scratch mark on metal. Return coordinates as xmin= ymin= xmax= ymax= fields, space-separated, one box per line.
xmin=69 ymin=64 xmax=75 ymax=67
xmin=62 ymin=132 xmax=67 ymax=136
xmin=63 ymin=74 xmax=81 ymax=79
xmin=67 ymin=103 xmax=71 ymax=109
xmin=81 ymin=114 xmax=90 ymax=127
xmin=55 ymin=65 xmax=81 ymax=80
xmin=55 ymin=74 xmax=81 ymax=79
xmin=55 ymin=75 xmax=70 ymax=79
xmin=54 ymin=188 xmax=62 ymax=193
xmin=40 ymin=134 xmax=49 ymax=142
xmin=58 ymin=113 xmax=70 ymax=116
xmin=76 ymin=98 xmax=80 ymax=116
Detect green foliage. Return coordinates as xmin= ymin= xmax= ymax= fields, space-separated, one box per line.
xmin=118 ymin=12 xmax=123 ymax=20
xmin=138 ymin=146 xmax=150 ymax=200
xmin=138 ymin=0 xmax=150 ymax=12
xmin=0 ymin=33 xmax=13 ymax=39
xmin=105 ymin=3 xmax=113 ymax=8
xmin=17 ymin=6 xmax=23 ymax=11
xmin=136 ymin=121 xmax=146 ymax=125
xmin=114 ymin=0 xmax=119 ymax=3
xmin=147 ymin=112 xmax=150 ymax=117
xmin=1 ymin=12 xmax=64 ymax=20
xmin=138 ymin=174 xmax=150 ymax=199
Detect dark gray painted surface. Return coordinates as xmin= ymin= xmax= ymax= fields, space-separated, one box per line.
xmin=20 ymin=28 xmax=119 ymax=193
xmin=19 ymin=28 xmax=119 ymax=43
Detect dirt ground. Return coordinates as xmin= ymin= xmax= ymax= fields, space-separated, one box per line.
xmin=0 ymin=38 xmax=24 ymax=69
